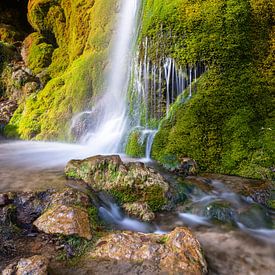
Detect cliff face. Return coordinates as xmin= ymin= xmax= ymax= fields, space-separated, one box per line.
xmin=3 ymin=0 xmax=117 ymax=140
xmin=140 ymin=0 xmax=274 ymax=179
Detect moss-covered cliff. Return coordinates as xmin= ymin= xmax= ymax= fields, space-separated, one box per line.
xmin=4 ymin=0 xmax=117 ymax=140
xmin=140 ymin=0 xmax=274 ymax=179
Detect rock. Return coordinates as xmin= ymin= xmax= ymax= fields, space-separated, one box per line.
xmin=122 ymin=202 xmax=155 ymax=222
xmin=90 ymin=227 xmax=207 ymax=274
xmin=33 ymin=204 xmax=92 ymax=240
xmin=13 ymin=191 xmax=51 ymax=228
xmin=0 ymin=99 xmax=18 ymax=125
xmin=2 ymin=255 xmax=49 ymax=275
xmin=178 ymin=157 xmax=199 ymax=176
xmin=203 ymin=201 xmax=236 ymax=225
xmin=0 ymin=193 xmax=10 ymax=206
xmin=0 ymin=204 xmax=16 ymax=226
xmin=65 ymin=155 xmax=175 ymax=218
xmin=23 ymin=81 xmax=40 ymax=95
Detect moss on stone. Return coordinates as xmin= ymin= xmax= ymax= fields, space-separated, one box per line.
xmin=142 ymin=0 xmax=274 ymax=180
xmin=6 ymin=0 xmax=118 ymax=140
xmin=125 ymin=130 xmax=146 ymax=158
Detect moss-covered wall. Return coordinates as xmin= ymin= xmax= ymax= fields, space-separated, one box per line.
xmin=140 ymin=0 xmax=274 ymax=179
xmin=5 ymin=0 xmax=117 ymax=140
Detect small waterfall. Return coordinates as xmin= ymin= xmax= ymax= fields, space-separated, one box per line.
xmin=127 ymin=38 xmax=206 ymax=159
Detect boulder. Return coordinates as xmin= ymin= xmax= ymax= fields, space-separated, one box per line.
xmin=2 ymin=255 xmax=49 ymax=275
xmin=65 ymin=155 xmax=174 ymax=217
xmin=33 ymin=204 xmax=92 ymax=240
xmin=90 ymin=227 xmax=207 ymax=274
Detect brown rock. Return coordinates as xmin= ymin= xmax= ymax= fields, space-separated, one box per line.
xmin=90 ymin=227 xmax=207 ymax=274
xmin=33 ymin=204 xmax=92 ymax=240
xmin=122 ymin=202 xmax=155 ymax=222
xmin=2 ymin=255 xmax=48 ymax=275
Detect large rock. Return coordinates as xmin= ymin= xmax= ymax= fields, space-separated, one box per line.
xmin=90 ymin=227 xmax=207 ymax=274
xmin=33 ymin=204 xmax=92 ymax=240
xmin=65 ymin=155 xmax=177 ymax=219
xmin=2 ymin=255 xmax=49 ymax=275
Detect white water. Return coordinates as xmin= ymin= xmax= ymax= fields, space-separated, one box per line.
xmin=77 ymin=0 xmax=140 ymax=154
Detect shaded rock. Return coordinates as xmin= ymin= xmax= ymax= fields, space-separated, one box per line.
xmin=0 ymin=193 xmax=10 ymax=206
xmin=33 ymin=204 xmax=92 ymax=240
xmin=122 ymin=202 xmax=155 ymax=222
xmin=90 ymin=227 xmax=207 ymax=274
xmin=203 ymin=201 xmax=236 ymax=225
xmin=49 ymin=187 xmax=90 ymax=209
xmin=0 ymin=204 xmax=16 ymax=226
xmin=0 ymin=99 xmax=18 ymax=125
xmin=2 ymin=255 xmax=49 ymax=275
xmin=178 ymin=157 xmax=199 ymax=176
xmin=65 ymin=155 xmax=174 ymax=217
xmin=13 ymin=191 xmax=51 ymax=228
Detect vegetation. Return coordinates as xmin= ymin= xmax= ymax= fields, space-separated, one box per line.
xmin=5 ymin=0 xmax=118 ymax=140
xmin=139 ymin=0 xmax=274 ymax=179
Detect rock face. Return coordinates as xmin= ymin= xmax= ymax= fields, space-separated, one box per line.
xmin=33 ymin=204 xmax=92 ymax=240
xmin=90 ymin=227 xmax=207 ymax=274
xmin=65 ymin=155 xmax=181 ymax=220
xmin=2 ymin=255 xmax=49 ymax=275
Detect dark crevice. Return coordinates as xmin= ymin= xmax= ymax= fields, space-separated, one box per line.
xmin=0 ymin=0 xmax=33 ymax=37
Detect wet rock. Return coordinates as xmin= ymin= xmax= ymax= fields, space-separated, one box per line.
xmin=65 ymin=155 xmax=174 ymax=218
xmin=90 ymin=227 xmax=207 ymax=274
xmin=122 ymin=202 xmax=155 ymax=222
xmin=237 ymin=204 xmax=273 ymax=229
xmin=33 ymin=204 xmax=92 ymax=240
xmin=2 ymin=255 xmax=49 ymax=275
xmin=203 ymin=201 xmax=236 ymax=225
xmin=178 ymin=157 xmax=199 ymax=176
xmin=202 ymin=174 xmax=273 ymax=207
xmin=0 ymin=205 xmax=16 ymax=226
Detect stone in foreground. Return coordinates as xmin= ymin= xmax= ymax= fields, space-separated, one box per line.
xmin=90 ymin=227 xmax=207 ymax=274
xmin=33 ymin=204 xmax=92 ymax=240
xmin=2 ymin=255 xmax=49 ymax=275
xmin=65 ymin=155 xmax=185 ymax=220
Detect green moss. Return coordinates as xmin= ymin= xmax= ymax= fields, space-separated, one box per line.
xmin=125 ymin=130 xmax=146 ymax=158
xmin=144 ymin=185 xmax=166 ymax=212
xmin=145 ymin=0 xmax=274 ymax=179
xmin=109 ymin=188 xmax=139 ymax=205
xmin=7 ymin=0 xmax=117 ymax=140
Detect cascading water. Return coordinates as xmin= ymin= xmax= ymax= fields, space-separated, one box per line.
xmin=127 ymin=37 xmax=206 ymax=160
xmin=73 ymin=0 xmax=141 ymax=154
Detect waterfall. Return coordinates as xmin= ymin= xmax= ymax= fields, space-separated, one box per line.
xmin=75 ymin=0 xmax=141 ymax=154
xmin=128 ymin=42 xmax=206 ymax=159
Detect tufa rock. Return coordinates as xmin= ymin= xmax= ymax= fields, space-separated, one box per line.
xmin=33 ymin=204 xmax=92 ymax=240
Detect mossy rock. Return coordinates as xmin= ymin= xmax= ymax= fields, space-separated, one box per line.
xmin=203 ymin=201 xmax=237 ymax=225
xmin=65 ymin=155 xmax=177 ymax=219
xmin=125 ymin=129 xmax=147 ymax=158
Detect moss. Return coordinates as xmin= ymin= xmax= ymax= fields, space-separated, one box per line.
xmin=144 ymin=0 xmax=274 ymax=179
xmin=144 ymin=185 xmax=166 ymax=212
xmin=7 ymin=0 xmax=117 ymax=140
xmin=109 ymin=188 xmax=139 ymax=205
xmin=125 ymin=130 xmax=146 ymax=158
